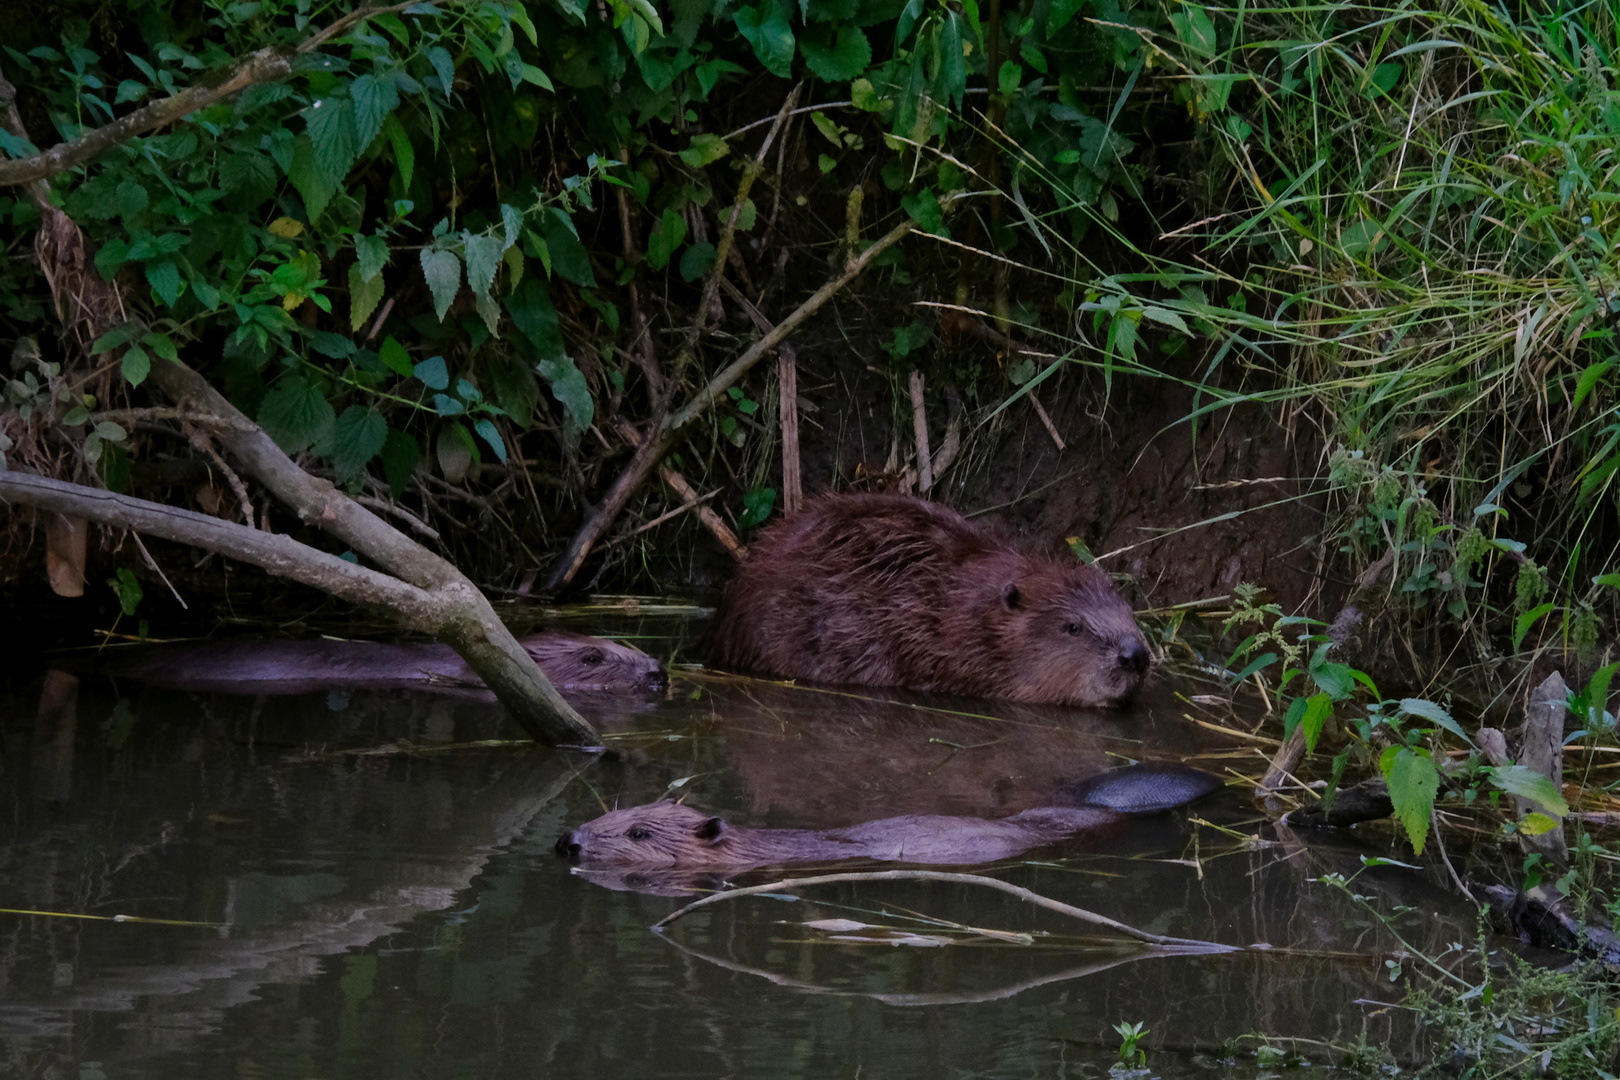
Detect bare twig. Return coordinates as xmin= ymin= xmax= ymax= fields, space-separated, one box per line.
xmin=683 ymin=84 xmax=804 ymax=360
xmin=1029 ymin=393 xmax=1066 ymax=452
xmin=189 ymin=431 xmax=256 ymax=529
xmin=779 ymin=345 xmax=802 ymax=516
xmin=545 ymin=217 xmax=917 ymax=589
xmin=651 ymin=869 xmax=1241 ymax=951
xmin=130 ymin=532 xmax=188 ymax=610
xmin=910 ymin=370 xmax=933 ymax=493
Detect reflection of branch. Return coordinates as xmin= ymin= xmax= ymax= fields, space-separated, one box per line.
xmin=657 ymin=930 xmax=1204 ymax=1006
xmin=653 ymin=868 xmax=1239 ymax=949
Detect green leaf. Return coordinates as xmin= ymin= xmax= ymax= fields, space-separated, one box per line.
xmin=507 ymin=276 xmax=566 ymax=360
xmin=1398 ymin=698 xmax=1473 ymax=746
xmin=414 ymin=355 xmax=450 ymax=390
xmin=112 ymin=180 xmax=149 ymax=219
xmin=1310 ymin=659 xmax=1354 ymax=700
xmin=536 ymin=354 xmax=594 ymax=430
xmin=739 ymin=486 xmax=777 ymax=528
xmin=1520 ymin=811 xmax=1561 ymax=836
xmin=141 ymin=332 xmax=178 ymax=362
xmin=851 ymin=76 xmax=891 ymax=111
xmin=1574 ymin=360 xmax=1614 ymax=411
xmin=146 ymin=260 xmax=182 ymax=306
xmin=349 ymin=263 xmax=385 ymax=331
xmin=900 ymin=187 xmax=947 ymax=236
xmin=122 ymin=345 xmax=151 ymax=387
xmin=383 ymin=114 xmax=415 ymax=191
xmin=734 ymin=1 xmax=795 ymax=78
xmin=1141 ymin=306 xmax=1190 ymax=333
xmin=1485 ymin=764 xmax=1570 ymax=816
xmin=436 ymin=423 xmax=475 ymax=484
xmin=679 ymin=132 xmax=732 ymax=168
xmin=1363 ymin=61 xmax=1402 ymax=99
xmin=91 ymin=326 xmax=137 ymax=355
xmin=1298 ymin=692 xmax=1333 ymax=752
xmin=998 ymin=61 xmax=1021 ymax=95
xmin=544 ymin=208 xmax=594 ymax=287
xmin=354 ymin=233 xmax=390 ymax=283
xmin=419 ymin=246 xmax=462 ymax=321
xmin=305 ymin=95 xmax=358 ymax=189
xmin=380 ymin=427 xmax=420 ymax=498
xmin=379 ymin=336 xmax=412 ymax=377
xmin=463 ymin=231 xmax=505 ymax=301
xmin=679 ymin=241 xmax=716 ymax=283
xmin=258 ymin=374 xmax=336 ymax=454
xmin=424 ymin=45 xmax=456 ymax=98
xmin=1513 ymin=601 xmax=1557 ymax=650
xmin=1046 ymin=0 xmax=1085 ymax=36
xmin=646 ymin=208 xmax=688 ymax=271
xmin=1227 ymin=651 xmax=1277 ymax=685
xmin=473 ymin=417 xmax=508 ymax=463
xmin=350 ymin=73 xmax=399 ymax=150
xmin=328 ymin=406 xmax=388 ymax=478
xmin=1169 ymin=5 xmax=1218 ymax=57
xmin=287 ymin=133 xmax=337 ymax=221
xmin=799 ymin=24 xmax=871 ymax=82
xmin=1381 ymin=748 xmax=1439 ymax=854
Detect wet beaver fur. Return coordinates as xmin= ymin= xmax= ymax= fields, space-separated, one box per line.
xmin=83 ymin=630 xmax=668 ymax=697
xmin=706 ymin=493 xmax=1150 ymax=706
xmin=557 ymin=765 xmax=1221 ymax=872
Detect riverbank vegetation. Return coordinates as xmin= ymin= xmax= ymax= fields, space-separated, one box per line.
xmin=6 ymin=0 xmax=1620 ymax=1067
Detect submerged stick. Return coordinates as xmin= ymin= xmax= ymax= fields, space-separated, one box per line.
xmin=651 ymin=869 xmax=1239 ymax=950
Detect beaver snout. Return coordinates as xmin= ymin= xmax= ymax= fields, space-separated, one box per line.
xmin=1117 ymin=640 xmax=1150 ymax=673
xmin=555 ymin=831 xmax=582 ymax=860
xmin=641 ymin=667 xmax=669 ymax=693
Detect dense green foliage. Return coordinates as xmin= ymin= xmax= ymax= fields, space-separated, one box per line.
xmin=0 ymin=0 xmax=1166 ymax=559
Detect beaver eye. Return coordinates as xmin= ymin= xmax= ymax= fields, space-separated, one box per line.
xmin=582 ymin=649 xmax=604 ymax=666
xmin=1065 ymin=622 xmax=1082 ymax=636
xmin=626 ymin=826 xmax=651 ymax=841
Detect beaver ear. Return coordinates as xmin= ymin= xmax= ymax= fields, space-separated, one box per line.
xmin=1002 ymin=582 xmax=1023 ymax=610
xmin=694 ymin=816 xmax=729 ymax=843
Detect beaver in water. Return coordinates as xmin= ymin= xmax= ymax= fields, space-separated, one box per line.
xmin=705 ymin=493 xmax=1150 ymax=706
xmin=82 ymin=630 xmax=667 ymax=697
xmin=556 ymin=764 xmax=1220 ymax=874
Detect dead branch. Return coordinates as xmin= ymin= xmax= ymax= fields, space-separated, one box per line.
xmin=651 ymin=869 xmax=1240 ymax=950
xmin=545 ymin=217 xmax=917 ymax=589
xmin=0 ymin=4 xmax=429 ymax=188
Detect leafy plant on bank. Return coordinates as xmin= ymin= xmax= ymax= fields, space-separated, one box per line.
xmin=0 ymin=0 xmax=1179 ymax=583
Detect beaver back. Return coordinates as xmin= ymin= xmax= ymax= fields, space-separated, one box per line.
xmin=705 ymin=493 xmax=1149 ymax=706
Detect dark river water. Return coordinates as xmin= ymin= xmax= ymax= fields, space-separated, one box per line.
xmin=1 ymin=606 xmax=1480 ymax=1078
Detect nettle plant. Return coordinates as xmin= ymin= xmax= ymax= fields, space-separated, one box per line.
xmin=1223 ymin=584 xmax=1571 ymax=857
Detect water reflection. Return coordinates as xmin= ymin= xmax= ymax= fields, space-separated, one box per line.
xmin=0 ymin=618 xmax=1477 ymax=1078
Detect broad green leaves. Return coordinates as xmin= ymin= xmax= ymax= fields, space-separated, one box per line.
xmin=1381 ymin=747 xmax=1439 ymax=855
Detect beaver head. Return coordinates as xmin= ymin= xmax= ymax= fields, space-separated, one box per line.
xmin=523 ymin=631 xmax=668 ymax=694
xmin=969 ymin=556 xmax=1150 ymax=707
xmin=555 ymin=801 xmax=737 ymax=868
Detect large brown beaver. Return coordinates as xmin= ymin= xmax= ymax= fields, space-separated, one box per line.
xmin=706 ymin=493 xmax=1150 ymax=706
xmin=83 ymin=630 xmax=667 ymax=697
xmin=556 ymin=764 xmax=1221 ymax=874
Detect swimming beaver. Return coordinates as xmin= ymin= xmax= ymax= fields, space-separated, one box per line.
xmin=706 ymin=493 xmax=1150 ymax=706
xmin=83 ymin=630 xmax=668 ymax=697
xmin=556 ymin=764 xmax=1221 ymax=872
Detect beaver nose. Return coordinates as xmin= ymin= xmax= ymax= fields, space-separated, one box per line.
xmin=555 ymin=831 xmax=582 ymax=860
xmin=644 ymin=667 xmax=669 ymax=693
xmin=1117 ymin=640 xmax=1150 ymax=673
